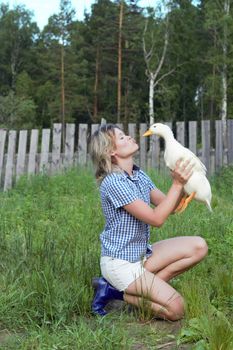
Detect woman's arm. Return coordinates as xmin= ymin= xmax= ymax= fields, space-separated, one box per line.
xmin=150 ymin=188 xmax=166 ymax=206
xmin=124 ymin=159 xmax=193 ymax=227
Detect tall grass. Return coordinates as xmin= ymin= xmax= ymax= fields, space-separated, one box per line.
xmin=0 ymin=166 xmax=232 ymax=348
xmin=0 ymin=169 xmax=102 ymax=328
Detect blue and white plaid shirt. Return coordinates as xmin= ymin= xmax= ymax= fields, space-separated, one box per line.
xmin=99 ymin=165 xmax=156 ymax=262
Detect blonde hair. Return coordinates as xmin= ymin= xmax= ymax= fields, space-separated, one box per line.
xmin=90 ymin=124 xmax=122 ymax=183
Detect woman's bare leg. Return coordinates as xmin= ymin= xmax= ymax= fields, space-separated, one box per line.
xmin=123 ymin=236 xmax=207 ymax=320
xmin=124 ymin=270 xmax=184 ymax=321
xmin=144 ymin=236 xmax=208 ymax=282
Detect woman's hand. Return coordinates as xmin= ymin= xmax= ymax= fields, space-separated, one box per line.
xmin=171 ymin=159 xmax=194 ymax=186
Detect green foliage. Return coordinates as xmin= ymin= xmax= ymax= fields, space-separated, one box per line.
xmin=0 ymin=317 xmax=133 ymax=349
xmin=178 ymin=313 xmax=233 ymax=350
xmin=0 ymin=166 xmax=232 ymax=348
xmin=0 ymin=90 xmax=36 ymax=129
xmin=0 ymin=1 xmax=233 ymax=126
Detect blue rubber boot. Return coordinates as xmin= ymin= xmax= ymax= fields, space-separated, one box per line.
xmin=92 ymin=277 xmax=124 ymax=316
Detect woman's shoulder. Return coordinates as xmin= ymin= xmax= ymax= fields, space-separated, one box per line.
xmin=100 ymin=171 xmax=126 ymax=189
xmin=137 ymin=168 xmax=152 ymax=180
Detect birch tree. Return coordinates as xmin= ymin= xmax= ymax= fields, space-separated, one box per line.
xmin=204 ymin=0 xmax=232 ymax=144
xmin=221 ymin=0 xmax=230 ymax=128
xmin=117 ymin=0 xmax=124 ymax=123
xmin=142 ymin=3 xmax=173 ymax=125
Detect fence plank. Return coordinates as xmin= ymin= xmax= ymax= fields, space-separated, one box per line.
xmin=16 ymin=130 xmax=27 ymax=180
xmin=215 ymin=120 xmax=223 ymax=172
xmin=227 ymin=119 xmax=233 ymax=165
xmin=159 ymin=122 xmax=172 ymax=172
xmin=117 ymin=123 xmax=124 ymax=131
xmin=40 ymin=129 xmax=51 ymax=173
xmin=91 ymin=124 xmax=99 ymax=135
xmin=189 ymin=121 xmax=197 ymax=155
xmin=128 ymin=123 xmax=136 ymax=141
xmin=64 ymin=123 xmax=75 ymax=168
xmin=151 ymin=134 xmax=160 ymax=169
xmin=165 ymin=121 xmax=172 ymax=130
xmin=101 ymin=118 xmax=106 ymax=125
xmin=202 ymin=120 xmax=210 ymax=174
xmin=176 ymin=121 xmax=185 ymax=146
xmin=52 ymin=124 xmax=62 ymax=172
xmin=139 ymin=123 xmax=147 ymax=170
xmin=0 ymin=129 xmax=7 ymax=185
xmin=4 ymin=130 xmax=16 ymax=191
xmin=78 ymin=124 xmax=88 ymax=165
xmin=28 ymin=129 xmax=39 ymax=175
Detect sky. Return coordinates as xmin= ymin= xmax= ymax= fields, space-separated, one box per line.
xmin=6 ymin=0 xmax=154 ymax=30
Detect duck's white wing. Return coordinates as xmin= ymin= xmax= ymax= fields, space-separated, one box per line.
xmin=165 ymin=141 xmax=207 ymax=174
xmin=182 ymin=147 xmax=207 ymax=174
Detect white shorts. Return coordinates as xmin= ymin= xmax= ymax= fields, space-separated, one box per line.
xmin=100 ymin=256 xmax=147 ymax=291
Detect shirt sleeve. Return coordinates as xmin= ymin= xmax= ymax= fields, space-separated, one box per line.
xmin=105 ymin=177 xmax=138 ymax=209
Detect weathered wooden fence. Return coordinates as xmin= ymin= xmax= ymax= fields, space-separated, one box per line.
xmin=0 ymin=120 xmax=233 ymax=191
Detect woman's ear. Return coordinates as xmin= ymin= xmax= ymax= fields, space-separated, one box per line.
xmin=111 ymin=153 xmax=117 ymax=164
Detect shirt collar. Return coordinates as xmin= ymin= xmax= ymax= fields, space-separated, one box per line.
xmin=123 ymin=164 xmax=140 ymax=181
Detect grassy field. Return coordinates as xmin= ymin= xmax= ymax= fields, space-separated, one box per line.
xmin=0 ymin=166 xmax=232 ymax=349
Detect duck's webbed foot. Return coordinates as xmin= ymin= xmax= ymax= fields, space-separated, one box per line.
xmin=175 ymin=192 xmax=196 ymax=214
xmin=174 ymin=196 xmax=187 ymax=213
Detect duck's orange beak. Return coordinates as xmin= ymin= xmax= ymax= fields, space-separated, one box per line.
xmin=143 ymin=129 xmax=153 ymax=137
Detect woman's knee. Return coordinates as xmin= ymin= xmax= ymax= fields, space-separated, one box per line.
xmin=166 ymin=295 xmax=185 ymax=321
xmin=193 ymin=236 xmax=208 ymax=261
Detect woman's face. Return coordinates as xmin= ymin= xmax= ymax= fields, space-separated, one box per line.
xmin=111 ymin=128 xmax=139 ymax=159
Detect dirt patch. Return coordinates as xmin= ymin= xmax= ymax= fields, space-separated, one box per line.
xmin=106 ymin=301 xmax=192 ymax=349
xmin=0 ymin=329 xmax=12 ymax=345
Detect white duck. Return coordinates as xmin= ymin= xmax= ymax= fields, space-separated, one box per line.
xmin=143 ymin=123 xmax=212 ymax=213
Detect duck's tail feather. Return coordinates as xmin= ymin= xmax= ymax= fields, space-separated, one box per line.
xmin=206 ymin=200 xmax=212 ymax=212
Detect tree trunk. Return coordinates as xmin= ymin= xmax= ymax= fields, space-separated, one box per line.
xmin=117 ymin=0 xmax=123 ymax=123
xmin=210 ymin=29 xmax=216 ymax=120
xmin=93 ymin=46 xmax=100 ymax=122
xmin=149 ymin=73 xmax=155 ymax=125
xmin=61 ymin=45 xmax=65 ymax=149
xmin=220 ymin=0 xmax=230 ymax=147
xmin=11 ymin=42 xmax=20 ymax=91
xmin=142 ymin=11 xmax=169 ymax=127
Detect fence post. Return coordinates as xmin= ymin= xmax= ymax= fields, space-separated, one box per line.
xmin=64 ymin=123 xmax=75 ymax=169
xmin=40 ymin=129 xmax=51 ymax=173
xmin=16 ymin=130 xmax=27 ymax=181
xmin=151 ymin=134 xmax=160 ymax=170
xmin=215 ymin=120 xmax=223 ymax=172
xmin=128 ymin=123 xmax=136 ymax=141
xmin=139 ymin=123 xmax=147 ymax=170
xmin=202 ymin=120 xmax=210 ymax=174
xmin=78 ymin=124 xmax=88 ymax=166
xmin=28 ymin=129 xmax=39 ymax=175
xmin=0 ymin=129 xmax=7 ymax=185
xmin=91 ymin=124 xmax=99 ymax=135
xmin=176 ymin=121 xmax=185 ymax=146
xmin=52 ymin=124 xmax=62 ymax=173
xmin=4 ymin=130 xmax=16 ymax=191
xmin=189 ymin=121 xmax=197 ymax=155
xmin=227 ymin=119 xmax=233 ymax=165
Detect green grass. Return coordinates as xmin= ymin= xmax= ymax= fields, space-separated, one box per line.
xmin=0 ymin=166 xmax=233 ymax=349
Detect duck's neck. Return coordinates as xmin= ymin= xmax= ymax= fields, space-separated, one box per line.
xmin=162 ymin=131 xmax=175 ymax=145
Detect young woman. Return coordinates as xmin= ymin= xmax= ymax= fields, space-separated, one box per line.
xmin=90 ymin=124 xmax=208 ymax=321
